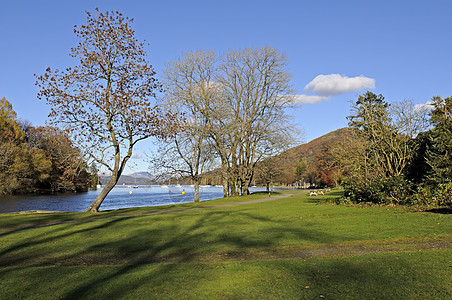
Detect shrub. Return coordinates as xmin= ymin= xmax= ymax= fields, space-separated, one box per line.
xmin=413 ymin=181 xmax=452 ymax=207
xmin=342 ymin=176 xmax=414 ymax=205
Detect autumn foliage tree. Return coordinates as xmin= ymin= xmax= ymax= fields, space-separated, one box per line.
xmin=25 ymin=125 xmax=90 ymax=192
xmin=36 ymin=9 xmax=176 ymax=212
xmin=0 ymin=97 xmax=24 ymax=142
xmin=0 ymin=98 xmax=88 ymax=195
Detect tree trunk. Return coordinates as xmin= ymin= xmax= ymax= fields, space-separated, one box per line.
xmin=194 ymin=180 xmax=200 ymax=203
xmin=221 ymin=164 xmax=229 ymax=198
xmin=242 ymin=169 xmax=254 ymax=196
xmin=85 ymin=175 xmax=117 ymax=212
xmin=229 ymin=179 xmax=238 ymax=196
xmin=85 ymin=144 xmax=129 ymax=212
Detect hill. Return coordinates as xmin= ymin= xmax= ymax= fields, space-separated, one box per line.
xmin=97 ymin=128 xmax=352 ymax=186
xmin=98 ymin=172 xmax=154 ymax=186
xmin=256 ymin=127 xmax=352 ymax=184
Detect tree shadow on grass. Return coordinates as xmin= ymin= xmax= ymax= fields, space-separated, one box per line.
xmin=425 ymin=208 xmax=452 ymax=214
xmin=0 ymin=216 xmax=135 ymax=270
xmin=54 ymin=208 xmax=345 ymax=299
xmin=271 ymin=251 xmax=450 ymax=299
xmin=0 ymin=202 xmax=363 ymax=299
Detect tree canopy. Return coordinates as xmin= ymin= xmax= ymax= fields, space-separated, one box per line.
xmin=36 ymin=9 xmax=178 ymax=212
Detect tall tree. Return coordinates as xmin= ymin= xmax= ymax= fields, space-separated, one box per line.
xmin=426 ymin=96 xmax=452 ymax=183
xmin=161 ymin=47 xmax=297 ymax=197
xmin=155 ymin=50 xmax=218 ymax=202
xmin=36 ymin=9 xmax=177 ymax=212
xmin=347 ymin=92 xmax=427 ymax=179
xmin=216 ymin=47 xmax=296 ymax=195
xmin=0 ymin=97 xmax=24 ymax=142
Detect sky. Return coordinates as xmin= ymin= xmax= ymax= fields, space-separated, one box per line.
xmin=1 ymin=0 xmax=451 ymax=173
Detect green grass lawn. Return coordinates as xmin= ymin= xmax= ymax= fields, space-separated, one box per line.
xmin=1 ymin=190 xmax=451 ymax=299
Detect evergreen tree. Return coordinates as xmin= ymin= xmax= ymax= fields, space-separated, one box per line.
xmin=426 ymin=96 xmax=452 ymax=184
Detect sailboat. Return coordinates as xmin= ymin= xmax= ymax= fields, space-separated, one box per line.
xmin=133 ymin=176 xmax=138 ymax=188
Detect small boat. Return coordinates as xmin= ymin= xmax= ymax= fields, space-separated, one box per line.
xmin=175 ymin=184 xmax=182 ymax=188
xmin=133 ymin=185 xmax=138 ymax=189
xmin=161 ymin=185 xmax=168 ymax=188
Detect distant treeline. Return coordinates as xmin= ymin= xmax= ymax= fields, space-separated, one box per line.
xmin=0 ymin=97 xmax=97 ymax=195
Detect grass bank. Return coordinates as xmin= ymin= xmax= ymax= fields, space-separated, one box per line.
xmin=1 ymin=190 xmax=450 ymax=299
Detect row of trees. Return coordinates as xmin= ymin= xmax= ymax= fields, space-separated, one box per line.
xmin=36 ymin=9 xmax=296 ymax=210
xmin=308 ymin=92 xmax=451 ymax=206
xmin=150 ymin=48 xmax=297 ymax=201
xmin=0 ymin=97 xmax=94 ymax=195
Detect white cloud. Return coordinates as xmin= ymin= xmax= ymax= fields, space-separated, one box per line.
xmin=414 ymin=100 xmax=435 ymax=112
xmin=304 ymin=74 xmax=375 ymax=96
xmin=131 ymin=153 xmax=143 ymax=159
xmin=292 ymin=94 xmax=331 ymax=104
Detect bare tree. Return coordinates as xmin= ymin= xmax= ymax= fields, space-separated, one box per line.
xmin=154 ymin=50 xmax=219 ymax=202
xmin=36 ymin=9 xmax=177 ymax=212
xmin=160 ymin=47 xmax=297 ymax=197
xmin=216 ymin=47 xmax=297 ymax=195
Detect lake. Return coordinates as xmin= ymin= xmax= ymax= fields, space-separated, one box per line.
xmin=0 ymin=185 xmax=268 ymax=213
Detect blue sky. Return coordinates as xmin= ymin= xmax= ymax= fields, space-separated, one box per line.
xmin=1 ymin=0 xmax=451 ymax=173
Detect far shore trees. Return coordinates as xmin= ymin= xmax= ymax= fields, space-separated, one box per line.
xmin=159 ymin=47 xmax=297 ymax=198
xmin=0 ymin=98 xmax=89 ymax=195
xmin=36 ymin=9 xmax=177 ymax=212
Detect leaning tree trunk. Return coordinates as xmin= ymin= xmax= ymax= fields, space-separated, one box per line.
xmin=85 ymin=175 xmax=117 ymax=212
xmin=85 ymin=145 xmax=130 ymax=212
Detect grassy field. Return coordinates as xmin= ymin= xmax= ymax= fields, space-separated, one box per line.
xmin=1 ymin=190 xmax=450 ymax=299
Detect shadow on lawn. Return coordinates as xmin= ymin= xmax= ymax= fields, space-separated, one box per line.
xmin=269 ymin=255 xmax=430 ymax=299
xmin=0 ymin=216 xmax=135 ymax=269
xmin=425 ymin=207 xmax=452 ymax=214
xmin=1 ymin=200 xmax=374 ymax=299
xmin=60 ymin=208 xmax=339 ymax=299
xmin=0 ymin=205 xmax=345 ymax=299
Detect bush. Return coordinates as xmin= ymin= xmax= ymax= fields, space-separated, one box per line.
xmin=413 ymin=181 xmax=452 ymax=207
xmin=342 ymin=176 xmax=414 ymax=205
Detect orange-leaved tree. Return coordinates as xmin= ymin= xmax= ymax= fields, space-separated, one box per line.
xmin=36 ymin=9 xmax=177 ymax=212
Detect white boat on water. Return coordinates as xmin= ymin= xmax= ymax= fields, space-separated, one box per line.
xmin=160 ymin=185 xmax=168 ymax=188
xmin=175 ymin=184 xmax=182 ymax=188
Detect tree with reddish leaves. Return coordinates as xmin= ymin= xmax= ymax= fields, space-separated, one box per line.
xmin=25 ymin=125 xmax=90 ymax=193
xmin=36 ymin=9 xmax=177 ymax=212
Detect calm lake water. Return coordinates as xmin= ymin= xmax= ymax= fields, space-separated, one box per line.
xmin=0 ymin=185 xmax=268 ymax=213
